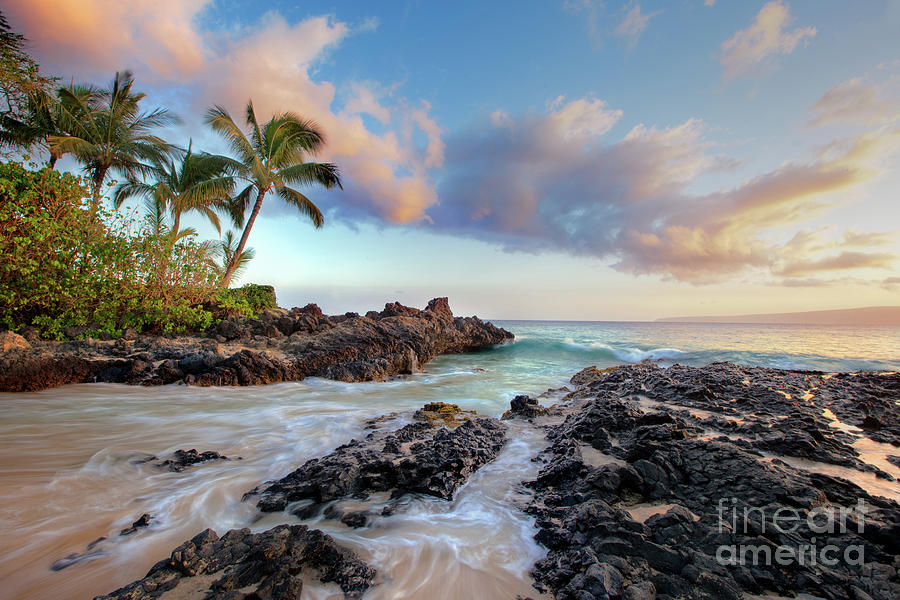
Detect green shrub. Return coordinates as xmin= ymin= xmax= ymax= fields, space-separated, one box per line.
xmin=214 ymin=284 xmax=277 ymax=318
xmin=0 ymin=161 xmax=219 ymax=338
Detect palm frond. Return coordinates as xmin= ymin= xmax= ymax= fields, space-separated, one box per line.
xmin=245 ymin=100 xmax=265 ymax=157
xmin=112 ymin=180 xmax=157 ymax=208
xmin=274 ymin=184 xmax=324 ymax=228
xmin=204 ymin=105 xmax=256 ymax=165
xmin=229 ymin=184 xmax=255 ymax=228
xmin=277 ymin=162 xmax=342 ymax=190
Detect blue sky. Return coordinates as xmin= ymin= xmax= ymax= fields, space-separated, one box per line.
xmin=7 ymin=1 xmax=900 ymax=319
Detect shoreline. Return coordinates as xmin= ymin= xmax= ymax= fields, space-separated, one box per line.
xmin=0 ymin=297 xmax=513 ymax=393
xmin=85 ymin=362 xmax=900 ymax=600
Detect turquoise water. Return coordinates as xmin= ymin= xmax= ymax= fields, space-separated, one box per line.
xmin=426 ymin=320 xmax=899 ymax=403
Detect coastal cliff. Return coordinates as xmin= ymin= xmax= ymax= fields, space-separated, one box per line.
xmin=0 ymin=297 xmax=513 ymax=392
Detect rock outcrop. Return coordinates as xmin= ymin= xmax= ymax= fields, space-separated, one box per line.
xmin=93 ymin=525 xmax=376 ymax=600
xmin=149 ymin=449 xmax=230 ymax=472
xmin=502 ymin=394 xmax=550 ymax=420
xmin=523 ymin=363 xmax=900 ymax=600
xmin=0 ymin=297 xmax=513 ymax=392
xmin=247 ymin=404 xmax=506 ymax=526
xmin=96 ymin=403 xmax=507 ymax=598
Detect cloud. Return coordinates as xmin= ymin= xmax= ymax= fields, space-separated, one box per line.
xmin=614 ymin=4 xmax=661 ymax=48
xmin=720 ymin=1 xmax=816 ymax=80
xmin=705 ymin=0 xmax=717 ymax=6
xmin=564 ymin=1 xmax=660 ymax=48
xmin=809 ymin=77 xmax=900 ymax=127
xmin=563 ymin=0 xmax=605 ymax=45
xmin=775 ymin=251 xmax=895 ymax=277
xmin=4 ymin=0 xmax=209 ymax=79
xmin=840 ymin=230 xmax=896 ymax=247
xmin=548 ymin=96 xmax=623 ymax=138
xmin=6 ymin=1 xmax=442 ymax=224
xmin=342 ymin=82 xmax=392 ymax=125
xmin=779 ymin=277 xmax=833 ymax=287
xmin=427 ymin=97 xmax=898 ymax=283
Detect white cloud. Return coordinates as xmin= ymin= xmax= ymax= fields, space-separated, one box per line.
xmin=342 ymin=82 xmax=392 ymax=125
xmin=809 ymin=77 xmax=900 ymax=127
xmin=720 ymin=1 xmax=816 ymax=80
xmin=563 ymin=0 xmax=604 ymax=44
xmin=548 ymin=97 xmax=623 ymax=139
xmin=614 ymin=4 xmax=661 ymax=48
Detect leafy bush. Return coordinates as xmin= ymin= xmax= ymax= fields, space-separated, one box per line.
xmin=0 ymin=161 xmax=220 ymax=338
xmin=214 ymin=283 xmax=277 ymax=318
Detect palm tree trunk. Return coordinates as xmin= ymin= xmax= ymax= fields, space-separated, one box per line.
xmin=90 ymin=164 xmax=109 ymax=219
xmin=170 ymin=213 xmax=181 ymax=249
xmin=221 ymin=189 xmax=264 ymax=289
xmin=48 ymin=152 xmax=58 ymax=170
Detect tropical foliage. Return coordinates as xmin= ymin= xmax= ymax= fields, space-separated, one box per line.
xmin=0 ymin=12 xmax=55 ymax=121
xmin=209 ymin=229 xmax=256 ymax=282
xmin=113 ymin=144 xmax=235 ymax=280
xmin=0 ymin=89 xmax=66 ymax=168
xmin=214 ymin=284 xmax=278 ymax=318
xmin=0 ymin=161 xmax=218 ymax=337
xmin=0 ymin=14 xmax=342 ymax=338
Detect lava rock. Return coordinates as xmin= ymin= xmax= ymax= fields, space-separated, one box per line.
xmin=93 ymin=524 xmax=375 ymax=600
xmin=119 ymin=514 xmax=152 ymax=536
xmin=502 ymin=395 xmax=550 ymax=420
xmin=154 ymin=449 xmax=229 ymax=472
xmin=248 ymin=405 xmax=506 ymax=513
xmin=524 ymin=363 xmax=900 ymax=600
xmin=0 ymin=298 xmax=514 ymax=392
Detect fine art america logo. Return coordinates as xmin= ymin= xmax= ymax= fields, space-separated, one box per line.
xmin=715 ymin=497 xmax=868 ymax=567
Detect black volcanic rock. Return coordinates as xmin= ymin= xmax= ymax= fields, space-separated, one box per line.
xmin=523 ymin=363 xmax=900 ymax=600
xmin=119 ymin=514 xmax=152 ymax=536
xmin=0 ymin=297 xmax=513 ymax=392
xmin=248 ymin=405 xmax=506 ymax=517
xmin=93 ymin=525 xmax=375 ymax=600
xmin=502 ymin=395 xmax=550 ymax=420
xmin=153 ymin=449 xmax=230 ymax=472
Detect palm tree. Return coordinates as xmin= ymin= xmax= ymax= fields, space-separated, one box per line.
xmin=113 ymin=144 xmax=234 ymax=248
xmin=0 ymin=89 xmax=66 ymax=168
xmin=209 ymin=230 xmax=256 ymax=285
xmin=205 ymin=99 xmax=341 ymax=288
xmin=49 ymin=71 xmax=177 ymax=215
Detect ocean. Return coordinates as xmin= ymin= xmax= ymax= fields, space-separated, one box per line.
xmin=0 ymin=320 xmax=897 ymax=599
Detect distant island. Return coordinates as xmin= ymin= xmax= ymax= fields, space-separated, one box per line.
xmin=656 ymin=306 xmax=900 ymax=326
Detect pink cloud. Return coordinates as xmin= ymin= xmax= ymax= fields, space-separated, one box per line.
xmin=5 ymin=0 xmax=208 ymax=80
xmin=431 ymin=96 xmax=898 ymax=283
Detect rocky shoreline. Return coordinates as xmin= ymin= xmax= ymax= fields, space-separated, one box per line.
xmin=85 ymin=362 xmax=900 ymax=600
xmin=0 ymin=297 xmax=512 ymax=392
xmin=523 ymin=363 xmax=899 ymax=600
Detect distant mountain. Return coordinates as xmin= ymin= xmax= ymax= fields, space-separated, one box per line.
xmin=656 ymin=306 xmax=900 ymax=326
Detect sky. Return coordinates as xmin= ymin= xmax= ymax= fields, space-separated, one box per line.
xmin=4 ymin=0 xmax=900 ymax=320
